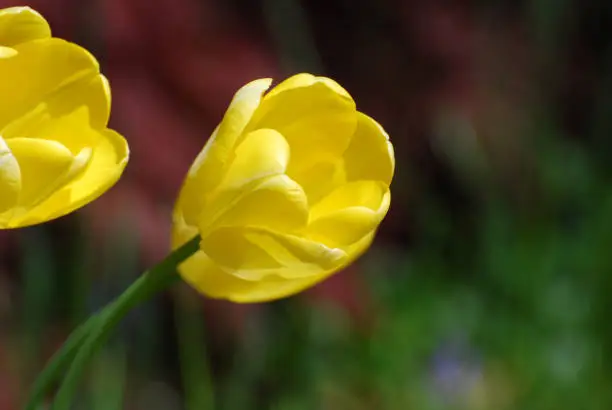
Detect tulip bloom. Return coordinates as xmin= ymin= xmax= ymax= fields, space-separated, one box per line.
xmin=0 ymin=7 xmax=128 ymax=228
xmin=173 ymin=74 xmax=394 ymax=302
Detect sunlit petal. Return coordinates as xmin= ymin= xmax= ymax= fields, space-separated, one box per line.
xmin=248 ymin=75 xmax=357 ymax=173
xmin=344 ymin=112 xmax=395 ymax=184
xmin=177 ymin=79 xmax=272 ymax=225
xmin=200 ymin=226 xmax=346 ymax=280
xmin=0 ymin=7 xmax=50 ymax=46
xmin=0 ymin=38 xmax=100 ymax=129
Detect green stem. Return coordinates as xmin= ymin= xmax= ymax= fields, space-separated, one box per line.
xmin=51 ymin=234 xmax=200 ymax=409
xmin=25 ymin=235 xmax=201 ymax=410
xmin=24 ymin=312 xmax=103 ymax=410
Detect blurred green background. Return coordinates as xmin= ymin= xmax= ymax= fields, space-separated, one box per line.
xmin=2 ymin=0 xmax=612 ymax=409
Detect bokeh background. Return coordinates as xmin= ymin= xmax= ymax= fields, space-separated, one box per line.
xmin=2 ymin=0 xmax=612 ymax=408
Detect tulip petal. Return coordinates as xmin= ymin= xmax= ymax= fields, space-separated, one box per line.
xmin=0 ymin=71 xmax=126 ymax=227
xmin=0 ymin=7 xmax=50 ymax=46
xmin=0 ymin=137 xmax=20 ymax=214
xmin=222 ymin=230 xmax=374 ymax=302
xmin=343 ymin=112 xmax=395 ymax=184
xmin=222 ymin=276 xmax=326 ymax=303
xmin=307 ymin=206 xmax=384 ymax=247
xmin=307 ymin=181 xmax=390 ymax=247
xmin=4 ymin=137 xmax=82 ymax=209
xmin=188 ymin=79 xmax=272 ymax=188
xmin=176 ymin=229 xmax=375 ymax=303
xmin=180 ymin=253 xmax=328 ymax=303
xmin=221 ymin=128 xmax=290 ymax=189
xmin=264 ymin=73 xmax=352 ymax=101
xmin=177 ymin=79 xmax=272 ymax=225
xmin=0 ymin=46 xmax=16 ymax=58
xmin=185 ymin=127 xmax=290 ymax=229
xmin=310 ymin=180 xmax=389 ymax=216
xmin=0 ymin=38 xmax=100 ymax=129
xmin=290 ymin=154 xmax=346 ymax=205
xmin=173 ymin=221 xmax=256 ymax=299
xmin=173 ymin=219 xmax=325 ymax=302
xmin=248 ymin=74 xmax=357 ymax=173
xmin=12 ymin=128 xmax=128 ymax=227
xmin=3 ymin=73 xmax=112 ymax=143
xmin=200 ymin=226 xmax=346 ymax=280
xmin=204 ymin=174 xmax=309 ymax=233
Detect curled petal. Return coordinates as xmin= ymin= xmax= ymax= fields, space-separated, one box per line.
xmin=310 ymin=180 xmax=389 ymax=217
xmin=181 ymin=253 xmax=328 ymax=303
xmin=4 ymin=137 xmax=86 ymax=211
xmin=0 ymin=7 xmax=50 ymax=46
xmin=3 ymin=73 xmax=112 ymax=142
xmin=224 ymin=230 xmax=374 ymax=303
xmin=307 ymin=206 xmax=384 ymax=247
xmin=343 ymin=112 xmax=395 ymax=184
xmin=196 ymin=129 xmax=294 ymax=232
xmin=175 ymin=228 xmax=376 ymax=303
xmin=11 ymin=128 xmax=128 ymax=228
xmin=248 ymin=74 xmax=357 ymax=173
xmin=307 ymin=181 xmax=391 ymax=247
xmin=289 ymin=154 xmax=346 ymax=205
xmin=200 ymin=226 xmax=346 ymax=280
xmin=173 ymin=219 xmax=325 ymax=302
xmin=220 ymin=128 xmax=290 ymax=189
xmin=0 ymin=38 xmax=100 ymax=129
xmin=182 ymin=127 xmax=290 ymax=228
xmin=203 ymin=174 xmax=309 ymax=233
xmin=177 ymin=79 xmax=272 ymax=225
xmin=187 ymin=79 xmax=272 ymax=188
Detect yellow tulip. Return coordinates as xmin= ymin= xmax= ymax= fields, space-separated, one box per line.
xmin=172 ymin=73 xmax=394 ymax=302
xmin=0 ymin=7 xmax=128 ymax=228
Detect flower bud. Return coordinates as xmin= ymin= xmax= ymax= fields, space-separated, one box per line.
xmin=173 ymin=74 xmax=394 ymax=302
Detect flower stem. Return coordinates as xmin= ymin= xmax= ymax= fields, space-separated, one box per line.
xmin=25 ymin=235 xmax=201 ymax=410
xmin=24 ymin=311 xmax=102 ymax=410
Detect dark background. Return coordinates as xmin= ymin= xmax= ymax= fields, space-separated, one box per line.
xmin=2 ymin=0 xmax=612 ymax=408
